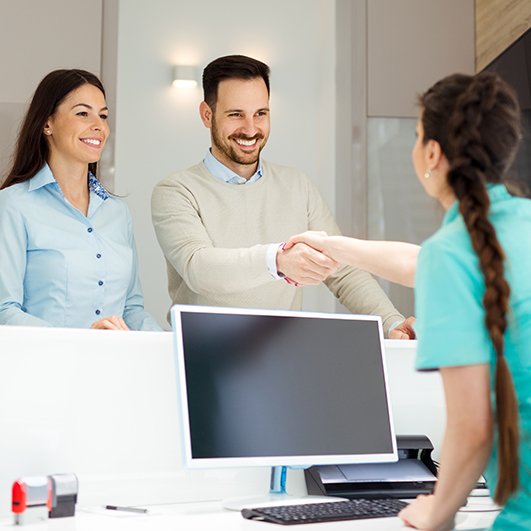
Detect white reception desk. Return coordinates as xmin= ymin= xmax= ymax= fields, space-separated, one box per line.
xmin=0 ymin=326 xmax=494 ymax=530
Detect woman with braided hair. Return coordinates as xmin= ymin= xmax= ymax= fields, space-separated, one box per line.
xmin=285 ymin=71 xmax=531 ymax=530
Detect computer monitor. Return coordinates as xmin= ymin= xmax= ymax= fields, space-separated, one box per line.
xmin=171 ymin=305 xmax=397 ymax=505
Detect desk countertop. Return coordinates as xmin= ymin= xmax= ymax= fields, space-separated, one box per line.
xmin=0 ymin=500 xmax=497 ymax=530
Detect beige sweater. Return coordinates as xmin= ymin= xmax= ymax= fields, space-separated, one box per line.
xmin=151 ymin=160 xmax=404 ymax=334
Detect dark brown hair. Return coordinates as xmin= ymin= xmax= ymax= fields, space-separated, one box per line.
xmin=202 ymin=55 xmax=270 ymax=110
xmin=420 ymin=72 xmax=521 ymax=505
xmin=1 ymin=69 xmax=106 ymax=190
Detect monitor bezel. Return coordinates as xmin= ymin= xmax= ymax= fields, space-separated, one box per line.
xmin=171 ymin=304 xmax=398 ymax=469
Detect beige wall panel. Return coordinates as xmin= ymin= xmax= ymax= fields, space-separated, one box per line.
xmin=367 ymin=0 xmax=475 ymax=117
xmin=0 ymin=0 xmax=102 ymax=102
xmin=0 ymin=0 xmax=102 ymax=181
xmin=476 ymin=0 xmax=531 ymax=71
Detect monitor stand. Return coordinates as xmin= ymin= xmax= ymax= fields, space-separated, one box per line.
xmin=222 ymin=466 xmax=343 ymax=511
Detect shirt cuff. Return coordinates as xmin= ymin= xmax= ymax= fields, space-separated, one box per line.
xmin=267 ymin=243 xmax=284 ymax=279
xmin=387 ymin=319 xmax=403 ymax=334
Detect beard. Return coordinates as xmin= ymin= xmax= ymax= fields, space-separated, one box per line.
xmin=211 ymin=117 xmax=267 ymax=166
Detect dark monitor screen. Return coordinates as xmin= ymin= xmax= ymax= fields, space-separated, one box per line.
xmin=172 ymin=306 xmax=397 ymax=468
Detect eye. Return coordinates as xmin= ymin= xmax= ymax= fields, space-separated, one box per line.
xmin=256 ymin=110 xmax=268 ymax=117
xmin=76 ymin=111 xmax=88 ymax=117
xmin=228 ymin=112 xmax=242 ymax=118
xmin=100 ymin=114 xmax=109 ymax=121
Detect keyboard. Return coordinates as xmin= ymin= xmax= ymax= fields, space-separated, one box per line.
xmin=241 ymin=498 xmax=408 ymax=525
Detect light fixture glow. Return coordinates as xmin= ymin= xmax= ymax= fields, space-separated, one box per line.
xmin=172 ymin=65 xmax=198 ymax=88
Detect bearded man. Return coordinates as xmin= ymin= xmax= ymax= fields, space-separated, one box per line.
xmin=151 ymin=54 xmax=414 ymax=339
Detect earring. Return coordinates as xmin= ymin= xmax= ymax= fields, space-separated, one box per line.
xmin=424 ymin=169 xmax=432 ymax=179
xmin=44 ymin=129 xmax=52 ymax=136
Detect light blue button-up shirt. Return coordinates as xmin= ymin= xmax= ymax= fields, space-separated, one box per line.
xmin=203 ymin=149 xmax=263 ymax=185
xmin=0 ymin=164 xmax=160 ymax=330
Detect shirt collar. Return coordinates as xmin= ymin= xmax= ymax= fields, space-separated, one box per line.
xmin=203 ymin=149 xmax=263 ymax=185
xmin=28 ymin=164 xmax=56 ymax=191
xmin=443 ymin=183 xmax=511 ymax=226
xmin=88 ymin=173 xmax=109 ymax=200
xmin=28 ymin=163 xmax=109 ymax=200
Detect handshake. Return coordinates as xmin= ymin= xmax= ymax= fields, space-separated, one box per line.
xmin=276 ymin=231 xmax=341 ymax=287
xmin=276 ymin=230 xmax=417 ymax=340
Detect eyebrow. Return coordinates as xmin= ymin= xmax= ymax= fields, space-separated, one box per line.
xmin=71 ymin=103 xmax=109 ymax=112
xmin=224 ymin=107 xmax=270 ymax=114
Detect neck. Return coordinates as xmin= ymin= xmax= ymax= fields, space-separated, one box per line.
xmin=440 ymin=192 xmax=457 ymax=211
xmin=47 ymin=156 xmax=90 ymax=215
xmin=48 ymin=156 xmax=88 ymax=192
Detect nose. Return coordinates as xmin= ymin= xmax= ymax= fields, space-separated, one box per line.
xmin=240 ymin=115 xmax=258 ymax=136
xmin=91 ymin=116 xmax=107 ymax=133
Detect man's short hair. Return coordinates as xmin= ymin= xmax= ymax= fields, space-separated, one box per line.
xmin=202 ymin=55 xmax=270 ymax=109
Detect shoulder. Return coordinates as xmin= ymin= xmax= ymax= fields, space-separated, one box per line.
xmin=0 ymin=181 xmax=30 ymax=198
xmin=417 ymin=220 xmax=484 ymax=304
xmin=261 ymin=160 xmax=310 ymax=182
xmin=0 ymin=181 xmax=31 ymax=214
xmin=152 ymin=163 xmax=211 ymax=204
xmin=261 ymin=160 xmax=321 ymax=198
xmin=152 ymin=163 xmax=216 ymax=208
xmin=153 ymin=163 xmax=207 ymax=190
xmin=420 ymin=217 xmax=475 ymax=268
xmin=491 ymin=192 xmax=531 ymax=231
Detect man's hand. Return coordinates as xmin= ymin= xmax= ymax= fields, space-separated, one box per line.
xmin=276 ymin=242 xmax=339 ymax=286
xmin=389 ymin=315 xmax=416 ymax=339
xmin=90 ymin=315 xmax=130 ymax=330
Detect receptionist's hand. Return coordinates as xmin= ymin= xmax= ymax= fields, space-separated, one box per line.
xmin=276 ymin=241 xmax=339 ymax=286
xmin=388 ymin=316 xmax=416 ymax=340
xmin=399 ymin=494 xmax=454 ymax=531
xmin=90 ymin=315 xmax=129 ymax=331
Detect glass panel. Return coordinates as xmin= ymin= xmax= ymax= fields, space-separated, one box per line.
xmin=367 ymin=118 xmax=444 ymax=317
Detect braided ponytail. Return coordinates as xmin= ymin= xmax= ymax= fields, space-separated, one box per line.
xmin=421 ymin=72 xmax=522 ymax=505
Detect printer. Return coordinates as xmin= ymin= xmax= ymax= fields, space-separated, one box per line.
xmin=305 ymin=435 xmax=438 ymax=499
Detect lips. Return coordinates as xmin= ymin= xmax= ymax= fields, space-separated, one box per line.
xmin=236 ymin=138 xmax=257 ymax=146
xmin=80 ymin=138 xmax=103 ymax=147
xmin=232 ymin=135 xmax=263 ymax=148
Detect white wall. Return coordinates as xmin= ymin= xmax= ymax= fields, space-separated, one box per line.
xmin=113 ymin=0 xmax=337 ymax=327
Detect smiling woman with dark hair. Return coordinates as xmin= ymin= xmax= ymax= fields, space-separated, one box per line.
xmin=0 ymin=69 xmax=160 ymax=331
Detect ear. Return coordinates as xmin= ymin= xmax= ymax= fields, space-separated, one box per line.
xmin=199 ymin=101 xmax=213 ymax=129
xmin=43 ymin=118 xmax=52 ymax=136
xmin=425 ymin=139 xmax=444 ymax=170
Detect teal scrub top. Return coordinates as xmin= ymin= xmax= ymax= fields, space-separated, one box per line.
xmin=415 ymin=184 xmax=531 ymax=531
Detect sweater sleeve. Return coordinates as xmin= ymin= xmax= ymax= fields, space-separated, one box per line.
xmin=151 ymin=175 xmax=274 ymax=296
xmin=304 ymin=178 xmax=405 ymax=336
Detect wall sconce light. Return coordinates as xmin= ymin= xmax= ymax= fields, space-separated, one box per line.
xmin=172 ymin=65 xmax=198 ymax=88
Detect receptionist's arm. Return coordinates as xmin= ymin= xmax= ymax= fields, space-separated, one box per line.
xmin=284 ymin=231 xmax=419 ymax=288
xmin=399 ymin=364 xmax=493 ymax=530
